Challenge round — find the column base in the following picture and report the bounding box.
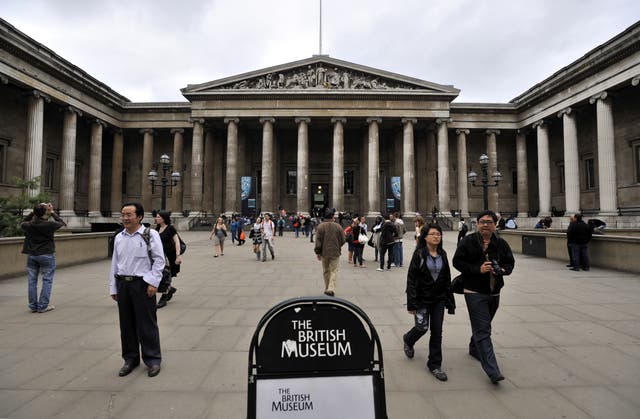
[598,211,619,217]
[537,211,551,217]
[460,211,470,218]
[517,212,529,218]
[439,211,452,217]
[59,210,76,217]
[365,211,382,218]
[88,211,102,218]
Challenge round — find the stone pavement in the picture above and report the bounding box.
[1,230,639,419]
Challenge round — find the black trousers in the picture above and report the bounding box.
[404,300,445,370]
[465,293,501,378]
[379,244,395,269]
[117,278,161,367]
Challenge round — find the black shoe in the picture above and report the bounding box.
[324,290,335,296]
[430,368,448,382]
[490,374,505,384]
[403,339,414,359]
[165,287,177,302]
[157,295,168,308]
[569,267,580,271]
[118,362,139,377]
[148,364,161,377]
[272,254,275,260]
[566,264,573,267]
[582,267,590,271]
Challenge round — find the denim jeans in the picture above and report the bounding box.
[465,293,501,378]
[404,301,445,370]
[393,241,403,266]
[27,254,56,311]
[571,244,590,269]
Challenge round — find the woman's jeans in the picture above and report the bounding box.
[353,244,364,266]
[27,254,56,311]
[465,293,501,378]
[404,300,445,371]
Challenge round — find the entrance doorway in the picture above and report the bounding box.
[311,183,329,217]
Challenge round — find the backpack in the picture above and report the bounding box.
[460,223,468,234]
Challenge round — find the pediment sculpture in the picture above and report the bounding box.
[219,63,418,91]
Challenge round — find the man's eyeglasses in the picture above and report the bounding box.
[121,213,137,219]
[427,233,442,237]
[478,220,495,225]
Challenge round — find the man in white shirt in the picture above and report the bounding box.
[261,213,276,261]
[109,202,164,378]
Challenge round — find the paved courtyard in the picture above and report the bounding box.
[1,230,639,418]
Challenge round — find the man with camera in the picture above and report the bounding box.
[453,210,515,384]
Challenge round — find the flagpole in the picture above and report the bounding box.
[319,0,323,55]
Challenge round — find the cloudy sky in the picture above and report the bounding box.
[2,0,639,103]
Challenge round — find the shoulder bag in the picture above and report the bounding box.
[143,227,172,293]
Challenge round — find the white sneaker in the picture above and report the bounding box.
[38,305,55,313]
[390,263,396,267]
[376,268,384,272]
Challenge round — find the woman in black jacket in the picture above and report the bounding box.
[403,224,454,381]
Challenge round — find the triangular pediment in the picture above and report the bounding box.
[182,56,459,96]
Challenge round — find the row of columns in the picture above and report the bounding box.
[22,87,621,219]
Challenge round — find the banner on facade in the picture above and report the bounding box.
[241,176,257,217]
[384,176,401,214]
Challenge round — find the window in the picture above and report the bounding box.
[0,137,9,184]
[512,171,517,195]
[585,158,595,190]
[344,170,354,195]
[287,170,297,195]
[44,155,55,189]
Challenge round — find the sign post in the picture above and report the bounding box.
[247,296,387,418]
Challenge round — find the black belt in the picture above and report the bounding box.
[116,275,143,282]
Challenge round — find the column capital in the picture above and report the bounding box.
[65,106,83,117]
[455,129,470,135]
[516,128,530,135]
[139,128,154,135]
[589,91,608,104]
[223,117,239,125]
[485,129,501,136]
[294,117,311,124]
[557,107,573,118]
[259,117,275,125]
[190,118,205,125]
[401,118,417,125]
[170,128,185,134]
[532,119,546,129]
[366,117,382,124]
[435,118,452,125]
[113,128,123,135]
[632,75,640,87]
[0,74,8,84]
[27,90,51,103]
[331,117,347,124]
[94,119,107,128]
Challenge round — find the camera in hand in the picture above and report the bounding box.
[490,259,503,274]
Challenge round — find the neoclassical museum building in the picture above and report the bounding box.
[1,18,639,229]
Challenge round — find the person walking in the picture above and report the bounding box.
[154,211,181,309]
[251,216,263,261]
[261,213,276,261]
[277,216,285,237]
[314,210,346,296]
[403,224,454,382]
[453,210,515,384]
[208,217,227,257]
[567,213,592,271]
[358,216,368,259]
[371,215,383,262]
[413,215,425,246]
[109,202,163,377]
[377,214,398,271]
[457,217,469,243]
[351,218,365,268]
[230,216,238,245]
[21,202,66,313]
[392,212,406,267]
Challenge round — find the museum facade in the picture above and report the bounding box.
[1,18,639,229]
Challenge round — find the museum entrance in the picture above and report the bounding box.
[311,183,329,217]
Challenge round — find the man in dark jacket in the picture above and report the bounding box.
[314,210,346,296]
[377,214,397,271]
[567,213,592,271]
[453,210,515,384]
[21,202,66,313]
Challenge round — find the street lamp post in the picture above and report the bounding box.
[468,154,502,211]
[148,154,180,211]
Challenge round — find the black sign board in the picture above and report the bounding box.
[247,297,387,419]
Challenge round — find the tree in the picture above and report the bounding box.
[0,177,50,238]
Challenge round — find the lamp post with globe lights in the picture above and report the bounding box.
[468,154,502,211]
[147,154,180,211]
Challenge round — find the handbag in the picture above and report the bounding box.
[178,235,187,255]
[358,233,369,244]
[450,274,464,294]
[142,227,172,293]
[367,234,375,248]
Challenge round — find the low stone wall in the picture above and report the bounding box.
[0,233,111,280]
[499,230,640,273]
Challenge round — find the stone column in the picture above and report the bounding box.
[171,129,184,214]
[558,108,580,215]
[140,129,154,215]
[295,117,311,216]
[456,129,470,217]
[60,106,81,216]
[589,92,618,215]
[224,118,239,216]
[88,119,106,217]
[516,130,529,218]
[190,119,204,217]
[24,91,49,198]
[436,119,451,217]
[366,117,382,217]
[214,130,225,214]
[486,130,500,210]
[331,117,346,212]
[533,120,551,216]
[203,129,215,213]
[401,118,417,216]
[110,129,124,216]
[260,117,275,214]
[426,127,437,213]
